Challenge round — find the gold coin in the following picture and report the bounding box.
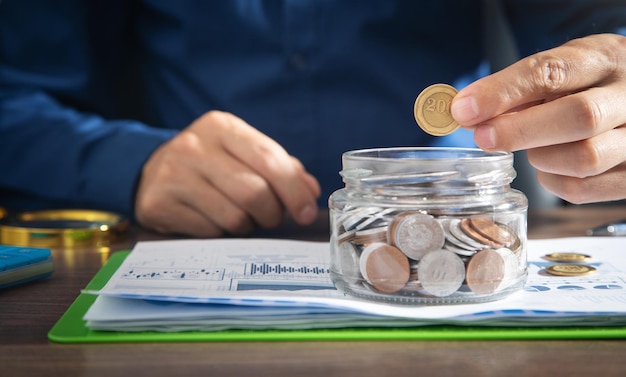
[543,252,592,263]
[545,264,597,277]
[414,84,459,136]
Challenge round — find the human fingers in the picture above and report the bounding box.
[290,156,322,199]
[205,111,321,225]
[196,136,288,230]
[468,83,626,151]
[452,34,626,128]
[526,126,626,179]
[135,140,255,237]
[536,162,626,204]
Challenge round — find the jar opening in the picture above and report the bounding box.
[340,147,516,189]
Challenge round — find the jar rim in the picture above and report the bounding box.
[342,147,511,162]
[340,147,516,187]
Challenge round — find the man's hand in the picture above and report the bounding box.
[452,33,626,204]
[134,111,321,237]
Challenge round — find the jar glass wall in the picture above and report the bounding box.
[328,147,528,304]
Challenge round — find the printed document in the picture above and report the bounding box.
[84,237,626,331]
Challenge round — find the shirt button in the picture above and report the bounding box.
[289,53,308,71]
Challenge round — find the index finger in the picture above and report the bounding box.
[451,34,622,126]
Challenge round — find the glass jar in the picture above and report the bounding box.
[328,147,528,304]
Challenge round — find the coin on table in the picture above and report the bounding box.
[545,264,597,277]
[418,249,466,297]
[466,249,506,295]
[413,83,459,136]
[543,252,592,263]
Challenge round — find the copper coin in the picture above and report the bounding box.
[418,249,466,297]
[459,218,501,248]
[447,218,485,250]
[466,249,506,295]
[359,242,410,294]
[467,218,519,249]
[353,226,388,245]
[337,229,356,244]
[388,213,445,260]
[414,84,459,136]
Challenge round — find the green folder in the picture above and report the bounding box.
[48,251,626,343]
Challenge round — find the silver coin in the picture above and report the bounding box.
[340,207,383,231]
[448,218,487,249]
[443,240,477,257]
[494,247,520,290]
[354,208,396,230]
[389,213,445,260]
[337,240,362,284]
[439,218,480,251]
[418,249,466,297]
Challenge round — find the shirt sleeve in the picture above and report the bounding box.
[0,0,177,218]
[0,89,176,217]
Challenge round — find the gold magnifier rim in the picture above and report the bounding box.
[0,209,129,248]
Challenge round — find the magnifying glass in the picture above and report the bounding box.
[0,209,128,248]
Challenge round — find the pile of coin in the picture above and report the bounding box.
[542,252,596,276]
[332,207,524,299]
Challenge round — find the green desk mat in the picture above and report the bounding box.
[48,251,626,343]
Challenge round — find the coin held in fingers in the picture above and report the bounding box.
[414,84,459,136]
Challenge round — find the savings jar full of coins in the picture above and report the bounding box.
[328,147,528,304]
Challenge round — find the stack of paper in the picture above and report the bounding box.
[83,237,626,332]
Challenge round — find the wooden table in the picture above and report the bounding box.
[2,205,626,376]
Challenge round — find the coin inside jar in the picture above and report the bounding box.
[359,242,410,294]
[388,213,445,260]
[466,249,506,295]
[460,218,519,249]
[495,247,520,289]
[418,249,466,297]
[413,84,459,136]
[337,241,362,284]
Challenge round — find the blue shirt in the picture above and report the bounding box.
[1,0,625,219]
